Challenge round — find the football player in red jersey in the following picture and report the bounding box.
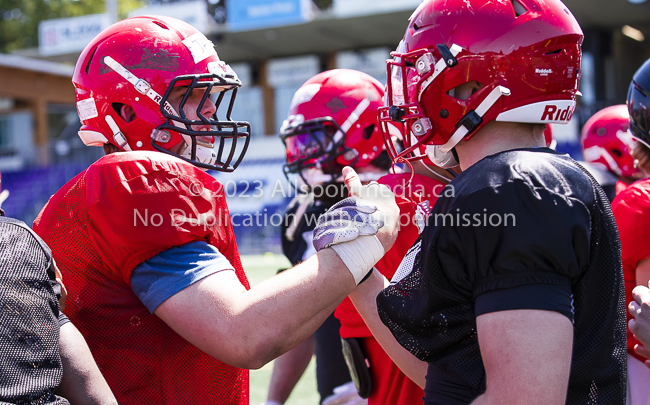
[614,58,650,404]
[266,69,390,405]
[32,16,399,405]
[333,152,453,405]
[580,105,643,200]
[312,0,627,403]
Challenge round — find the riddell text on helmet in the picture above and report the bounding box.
[541,104,575,122]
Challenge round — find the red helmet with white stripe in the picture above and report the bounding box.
[72,15,250,172]
[379,0,583,167]
[581,105,639,178]
[280,69,385,186]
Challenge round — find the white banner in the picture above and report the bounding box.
[336,48,391,83]
[267,55,319,88]
[38,14,111,56]
[229,63,252,87]
[129,1,209,33]
[333,0,422,17]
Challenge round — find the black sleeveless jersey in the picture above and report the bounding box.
[377,148,626,404]
[0,216,69,404]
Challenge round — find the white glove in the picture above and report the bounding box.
[322,381,368,405]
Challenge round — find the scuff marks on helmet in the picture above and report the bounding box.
[99,48,180,74]
[326,97,347,114]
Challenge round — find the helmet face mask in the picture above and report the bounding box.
[153,73,250,172]
[378,0,583,168]
[628,59,650,149]
[73,16,251,172]
[281,117,358,191]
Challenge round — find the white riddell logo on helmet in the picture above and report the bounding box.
[541,105,575,122]
[535,68,553,76]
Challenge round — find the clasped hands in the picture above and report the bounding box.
[312,167,399,284]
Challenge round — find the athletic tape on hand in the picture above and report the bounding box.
[331,235,384,285]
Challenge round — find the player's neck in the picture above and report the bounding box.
[455,122,545,171]
[408,160,454,183]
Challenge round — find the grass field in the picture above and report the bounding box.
[241,254,320,405]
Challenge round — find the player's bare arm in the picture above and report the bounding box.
[348,270,427,388]
[470,310,573,405]
[155,167,399,369]
[57,322,118,405]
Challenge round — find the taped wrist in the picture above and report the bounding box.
[331,235,384,284]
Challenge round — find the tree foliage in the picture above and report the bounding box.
[0,0,145,53]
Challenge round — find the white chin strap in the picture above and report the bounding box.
[426,86,511,168]
[179,142,218,170]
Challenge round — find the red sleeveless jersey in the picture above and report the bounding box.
[33,151,250,405]
[612,178,650,364]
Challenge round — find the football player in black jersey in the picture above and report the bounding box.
[312,0,627,404]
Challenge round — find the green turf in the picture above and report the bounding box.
[242,254,320,405]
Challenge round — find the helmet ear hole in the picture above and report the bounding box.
[85,47,97,75]
[363,124,375,140]
[112,103,137,123]
[511,0,527,17]
[447,81,483,101]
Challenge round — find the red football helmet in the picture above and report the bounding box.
[280,69,386,187]
[379,0,583,168]
[72,16,250,172]
[581,105,638,178]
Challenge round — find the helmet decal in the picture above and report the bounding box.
[182,33,217,64]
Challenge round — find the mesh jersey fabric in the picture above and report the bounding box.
[612,178,650,363]
[335,172,445,339]
[377,148,627,404]
[33,151,250,405]
[280,192,352,401]
[0,216,69,405]
[335,173,444,404]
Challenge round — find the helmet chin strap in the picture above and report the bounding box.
[426,86,511,168]
[179,141,218,170]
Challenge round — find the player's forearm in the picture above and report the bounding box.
[155,248,355,370]
[266,334,315,403]
[238,248,355,367]
[57,322,118,405]
[349,270,427,388]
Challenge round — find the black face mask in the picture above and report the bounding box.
[153,73,251,172]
